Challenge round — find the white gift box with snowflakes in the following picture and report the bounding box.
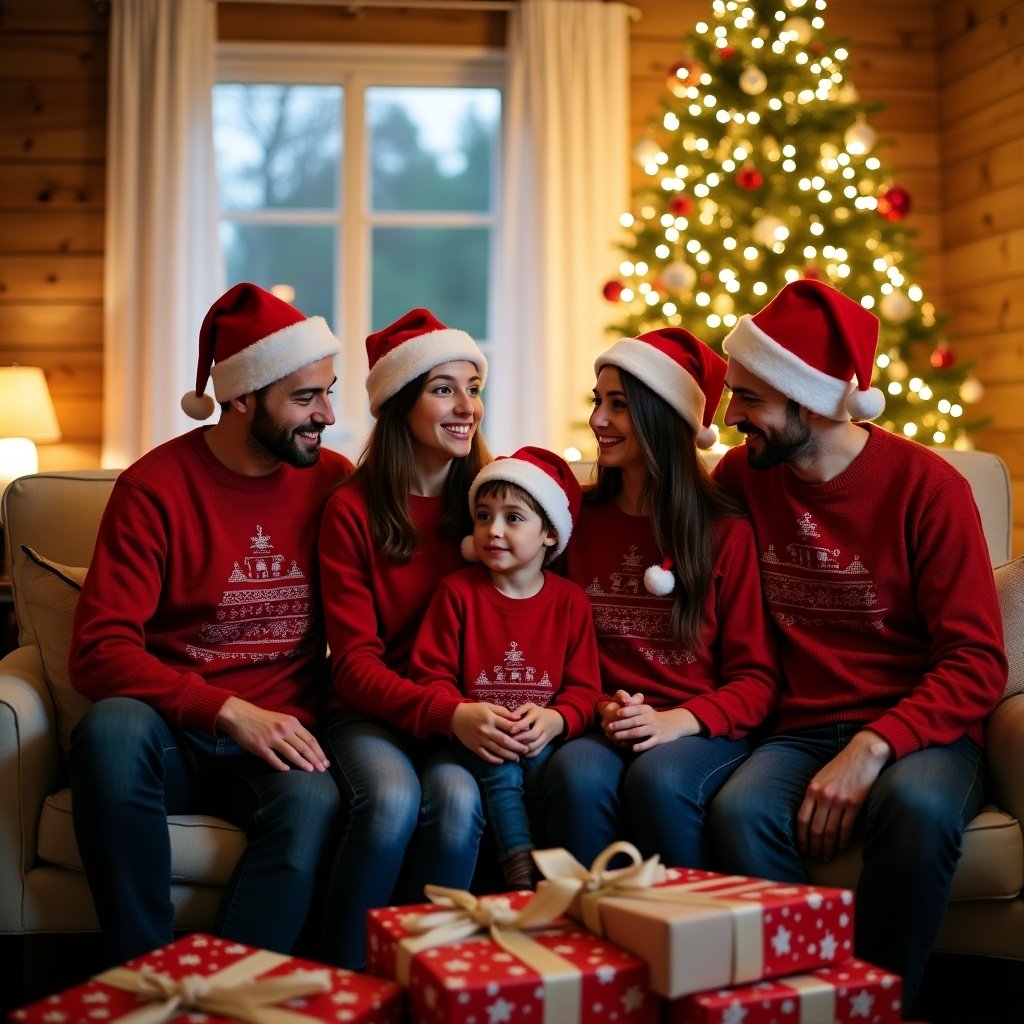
[366,889,658,1024]
[666,957,902,1024]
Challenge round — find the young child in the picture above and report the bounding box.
[409,446,601,888]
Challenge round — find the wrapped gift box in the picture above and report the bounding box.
[667,957,903,1024]
[541,862,855,999]
[367,890,658,1024]
[9,933,403,1024]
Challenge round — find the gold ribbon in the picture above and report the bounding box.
[396,885,582,1024]
[785,974,838,1024]
[95,949,332,1024]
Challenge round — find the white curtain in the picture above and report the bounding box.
[491,0,630,456]
[103,0,223,468]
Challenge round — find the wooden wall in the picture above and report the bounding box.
[0,0,1021,552]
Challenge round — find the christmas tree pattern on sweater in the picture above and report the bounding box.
[761,510,885,632]
[186,524,314,664]
[468,639,556,712]
[585,544,696,666]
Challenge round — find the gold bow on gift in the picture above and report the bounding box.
[398,884,582,1024]
[95,949,332,1024]
[532,840,666,933]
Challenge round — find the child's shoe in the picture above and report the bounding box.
[501,849,538,889]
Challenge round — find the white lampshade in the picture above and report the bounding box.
[0,366,61,507]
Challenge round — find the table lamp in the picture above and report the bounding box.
[0,365,62,503]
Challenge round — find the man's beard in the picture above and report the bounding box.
[248,398,322,468]
[738,406,813,470]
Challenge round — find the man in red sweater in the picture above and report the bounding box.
[707,279,1007,1015]
[68,283,353,965]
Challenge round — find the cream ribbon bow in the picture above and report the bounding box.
[532,840,667,933]
[398,884,583,1024]
[96,949,332,1024]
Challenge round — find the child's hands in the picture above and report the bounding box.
[452,701,528,764]
[602,692,702,752]
[510,703,564,757]
[599,690,644,743]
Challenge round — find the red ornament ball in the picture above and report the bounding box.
[929,343,956,370]
[666,59,700,97]
[700,270,715,289]
[737,165,764,190]
[602,279,625,303]
[718,46,736,61]
[809,41,826,56]
[876,185,912,222]
[802,265,821,281]
[668,194,695,216]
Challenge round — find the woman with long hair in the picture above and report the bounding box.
[317,308,528,969]
[542,326,779,868]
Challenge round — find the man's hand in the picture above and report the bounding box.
[602,689,701,752]
[509,703,564,757]
[216,696,330,772]
[797,729,893,861]
[452,701,529,764]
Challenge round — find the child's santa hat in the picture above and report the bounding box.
[462,446,582,561]
[595,326,726,450]
[365,307,488,416]
[723,279,884,421]
[182,282,341,420]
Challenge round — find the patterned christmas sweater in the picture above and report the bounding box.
[713,424,1007,758]
[560,500,780,739]
[70,427,353,734]
[408,565,601,739]
[319,479,470,738]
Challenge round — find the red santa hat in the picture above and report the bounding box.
[182,282,341,420]
[463,446,582,561]
[722,279,885,421]
[595,326,726,449]
[365,307,488,417]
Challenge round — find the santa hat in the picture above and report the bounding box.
[595,326,726,449]
[182,282,341,420]
[462,446,582,561]
[365,307,488,417]
[722,279,885,421]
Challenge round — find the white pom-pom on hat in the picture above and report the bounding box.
[644,557,676,596]
[460,534,479,562]
[181,391,217,421]
[846,385,886,421]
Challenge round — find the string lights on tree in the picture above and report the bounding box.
[603,0,986,447]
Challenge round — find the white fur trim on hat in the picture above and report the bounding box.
[723,315,858,421]
[597,339,707,438]
[209,316,340,404]
[366,328,488,417]
[468,458,573,559]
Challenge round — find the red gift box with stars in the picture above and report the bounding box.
[8,933,404,1024]
[666,957,903,1024]
[366,890,658,1024]
[550,866,855,1000]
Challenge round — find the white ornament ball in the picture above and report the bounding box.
[960,375,985,404]
[879,290,913,323]
[632,137,662,166]
[784,16,812,44]
[844,120,877,155]
[661,260,697,293]
[739,66,768,96]
[752,214,785,248]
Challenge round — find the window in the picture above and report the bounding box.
[214,44,503,453]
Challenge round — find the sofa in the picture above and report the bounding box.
[0,452,1021,962]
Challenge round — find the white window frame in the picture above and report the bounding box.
[217,42,505,456]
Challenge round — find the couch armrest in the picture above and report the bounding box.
[0,644,61,931]
[986,693,1024,830]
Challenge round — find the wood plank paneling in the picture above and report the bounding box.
[0,35,107,80]
[0,303,102,349]
[0,255,104,302]
[0,212,104,254]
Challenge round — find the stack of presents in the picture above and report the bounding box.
[9,843,903,1024]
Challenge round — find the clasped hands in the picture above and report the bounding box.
[600,689,701,752]
[453,701,564,765]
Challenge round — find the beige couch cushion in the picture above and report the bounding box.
[14,546,92,755]
[996,556,1024,698]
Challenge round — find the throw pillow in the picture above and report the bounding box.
[995,555,1024,699]
[14,545,91,755]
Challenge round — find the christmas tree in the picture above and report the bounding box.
[601,0,986,448]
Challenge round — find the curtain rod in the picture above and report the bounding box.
[216,0,642,22]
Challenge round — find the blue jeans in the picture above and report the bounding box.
[541,730,751,869]
[707,725,985,1009]
[457,741,554,860]
[69,697,341,966]
[319,713,484,969]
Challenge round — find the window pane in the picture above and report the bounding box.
[220,223,337,321]
[214,84,342,211]
[372,226,488,336]
[368,87,499,212]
